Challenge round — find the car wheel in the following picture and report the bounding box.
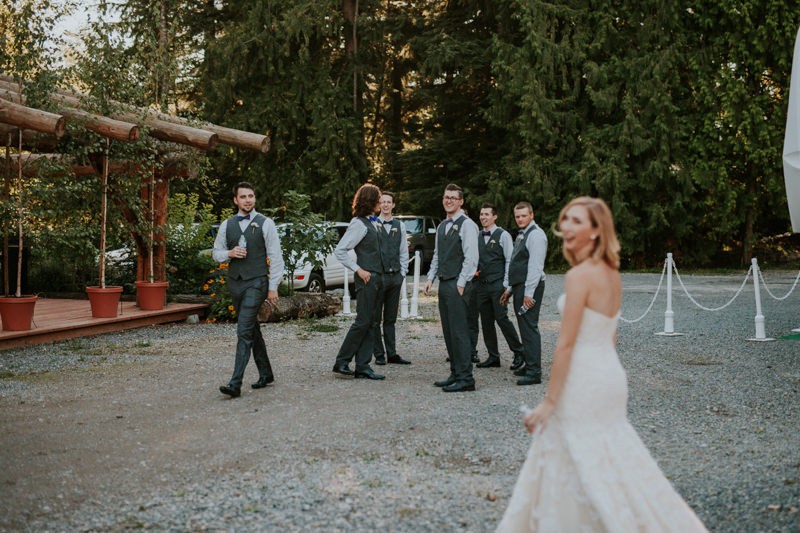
[306,272,325,293]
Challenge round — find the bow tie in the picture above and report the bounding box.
[381,220,393,224]
[236,214,251,221]
[368,215,378,222]
[481,230,491,236]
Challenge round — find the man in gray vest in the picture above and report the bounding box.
[213,182,285,398]
[500,201,547,386]
[474,203,526,370]
[372,191,411,365]
[332,183,386,380]
[424,183,480,392]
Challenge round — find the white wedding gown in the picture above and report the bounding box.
[497,295,707,532]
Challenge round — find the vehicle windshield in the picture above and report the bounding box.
[401,218,422,234]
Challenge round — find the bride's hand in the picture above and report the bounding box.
[524,397,556,434]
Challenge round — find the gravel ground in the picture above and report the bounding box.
[0,271,798,532]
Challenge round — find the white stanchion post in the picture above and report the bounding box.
[747,258,775,341]
[338,265,353,316]
[400,275,409,318]
[656,253,683,336]
[409,250,421,318]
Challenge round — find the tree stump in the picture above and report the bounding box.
[258,293,342,322]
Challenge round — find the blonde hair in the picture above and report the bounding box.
[557,197,620,269]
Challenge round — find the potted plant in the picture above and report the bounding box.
[135,167,168,310]
[0,130,38,330]
[85,138,123,317]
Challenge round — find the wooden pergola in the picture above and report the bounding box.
[0,74,268,284]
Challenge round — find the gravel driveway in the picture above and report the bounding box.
[0,272,798,532]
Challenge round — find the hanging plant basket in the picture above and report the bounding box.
[0,295,37,331]
[135,280,169,310]
[86,286,123,318]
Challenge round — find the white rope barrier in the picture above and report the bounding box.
[673,263,752,312]
[630,253,796,341]
[406,250,422,319]
[758,268,800,301]
[337,265,354,316]
[747,258,774,341]
[400,254,415,318]
[619,258,667,325]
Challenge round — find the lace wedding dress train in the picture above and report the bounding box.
[497,295,707,532]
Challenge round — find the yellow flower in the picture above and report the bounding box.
[219,279,225,284]
[203,284,209,291]
[228,305,234,311]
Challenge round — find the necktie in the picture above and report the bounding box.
[236,214,250,221]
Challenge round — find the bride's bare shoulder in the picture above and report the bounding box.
[566,260,620,286]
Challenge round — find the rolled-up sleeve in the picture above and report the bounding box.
[335,218,367,272]
[262,218,285,291]
[524,229,548,298]
[398,221,410,277]
[212,221,230,264]
[457,221,479,287]
[500,230,514,290]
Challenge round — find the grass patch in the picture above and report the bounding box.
[0,371,15,379]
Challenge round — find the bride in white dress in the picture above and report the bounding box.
[497,197,707,532]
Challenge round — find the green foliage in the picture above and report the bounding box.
[165,193,221,294]
[265,190,337,294]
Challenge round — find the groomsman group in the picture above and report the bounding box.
[214,180,547,397]
[424,185,547,392]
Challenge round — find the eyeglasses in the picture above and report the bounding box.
[442,195,461,201]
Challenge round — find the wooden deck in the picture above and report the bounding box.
[0,298,208,350]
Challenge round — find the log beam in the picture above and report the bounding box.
[0,76,267,153]
[0,99,65,137]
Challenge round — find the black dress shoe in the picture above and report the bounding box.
[471,353,480,363]
[476,358,501,368]
[251,376,274,389]
[219,384,241,397]
[374,355,387,365]
[332,363,354,376]
[387,355,411,365]
[510,353,525,370]
[434,376,457,387]
[354,367,385,380]
[517,375,542,386]
[513,366,527,376]
[442,380,476,392]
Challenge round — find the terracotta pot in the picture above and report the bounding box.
[135,281,169,310]
[86,286,123,318]
[0,295,37,331]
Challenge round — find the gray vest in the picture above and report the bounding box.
[437,214,467,281]
[508,223,536,287]
[226,214,269,281]
[354,217,384,272]
[478,227,506,283]
[378,219,402,273]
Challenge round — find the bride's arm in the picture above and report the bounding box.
[524,269,589,433]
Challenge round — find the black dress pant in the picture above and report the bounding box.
[228,276,273,388]
[512,279,545,379]
[438,278,474,383]
[372,272,403,357]
[335,272,383,371]
[478,278,524,359]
